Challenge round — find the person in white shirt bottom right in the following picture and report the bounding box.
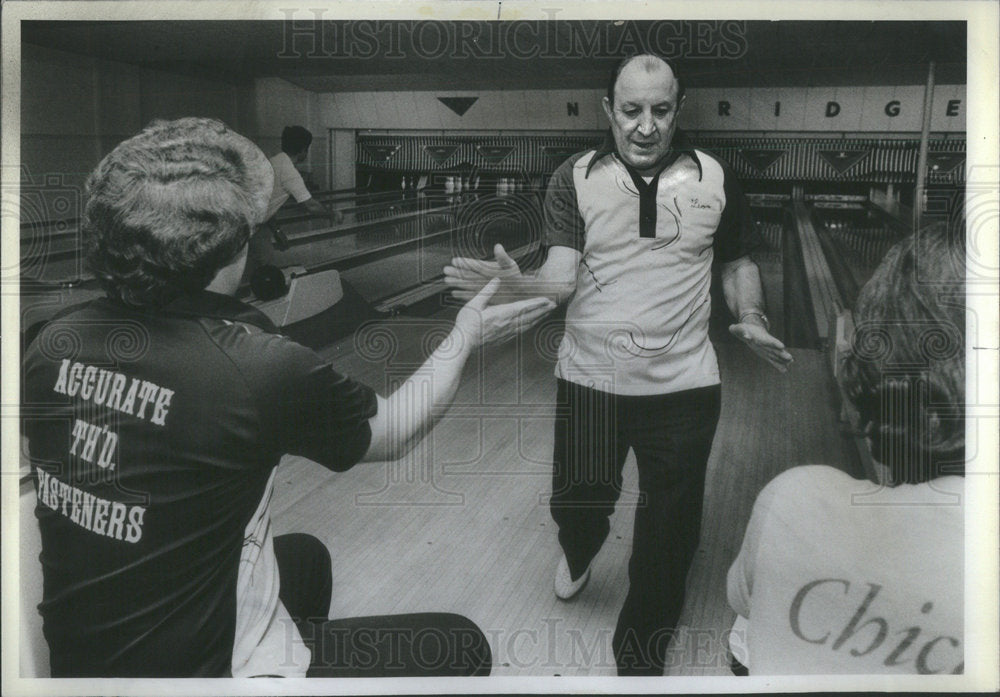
[727,223,966,675]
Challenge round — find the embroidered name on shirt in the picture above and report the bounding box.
[689,198,714,209]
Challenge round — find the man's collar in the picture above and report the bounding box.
[125,290,280,333]
[585,129,702,181]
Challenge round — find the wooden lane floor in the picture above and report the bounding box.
[668,339,863,676]
[270,309,861,676]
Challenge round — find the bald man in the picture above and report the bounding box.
[446,55,792,675]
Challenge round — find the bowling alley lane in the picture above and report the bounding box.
[269,306,862,676]
[14,17,978,680]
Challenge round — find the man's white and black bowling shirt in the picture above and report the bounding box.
[22,290,377,677]
[543,131,761,396]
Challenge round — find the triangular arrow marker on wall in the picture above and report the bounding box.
[817,149,870,174]
[739,149,786,172]
[476,145,515,165]
[438,97,478,116]
[424,145,459,166]
[542,145,581,162]
[361,144,400,163]
[926,152,965,173]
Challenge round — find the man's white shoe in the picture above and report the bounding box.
[554,555,591,601]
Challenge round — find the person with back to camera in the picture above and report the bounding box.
[252,125,343,264]
[21,117,556,677]
[263,125,339,223]
[726,224,966,675]
[445,54,793,675]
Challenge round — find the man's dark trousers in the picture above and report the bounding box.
[274,534,492,676]
[549,378,722,676]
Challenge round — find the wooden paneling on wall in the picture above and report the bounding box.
[21,43,256,194]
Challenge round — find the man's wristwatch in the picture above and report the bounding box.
[739,311,770,331]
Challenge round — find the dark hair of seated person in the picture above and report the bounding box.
[84,117,272,308]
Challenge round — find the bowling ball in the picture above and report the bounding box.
[250,265,288,301]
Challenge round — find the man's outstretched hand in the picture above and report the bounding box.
[454,277,555,348]
[444,243,524,302]
[729,322,794,373]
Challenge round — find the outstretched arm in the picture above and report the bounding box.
[360,278,555,462]
[721,256,794,373]
[444,243,580,306]
[302,197,342,224]
[446,154,583,305]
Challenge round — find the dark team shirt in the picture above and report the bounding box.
[21,290,377,676]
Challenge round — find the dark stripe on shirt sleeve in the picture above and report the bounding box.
[713,156,762,264]
[543,154,586,252]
